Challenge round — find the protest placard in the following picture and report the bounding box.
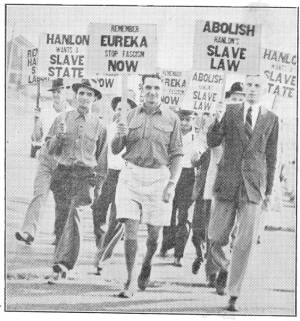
[193,20,261,74]
[22,48,49,84]
[181,70,224,113]
[87,23,157,76]
[93,75,120,94]
[161,70,189,111]
[261,48,296,99]
[37,33,89,79]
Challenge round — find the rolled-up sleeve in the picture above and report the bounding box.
[45,115,61,154]
[168,116,183,160]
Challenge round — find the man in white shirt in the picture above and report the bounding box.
[159,109,203,267]
[207,75,279,311]
[92,96,137,274]
[15,79,72,245]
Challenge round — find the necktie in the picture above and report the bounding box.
[245,106,252,140]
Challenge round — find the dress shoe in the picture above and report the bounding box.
[215,270,228,295]
[172,258,182,267]
[226,296,239,312]
[48,263,68,284]
[137,264,151,290]
[192,256,203,274]
[95,266,103,276]
[211,243,230,270]
[15,231,34,245]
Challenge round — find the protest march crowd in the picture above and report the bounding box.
[11,17,295,313]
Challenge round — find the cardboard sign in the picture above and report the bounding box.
[193,20,261,74]
[91,74,142,97]
[22,48,49,84]
[87,23,157,76]
[261,48,297,99]
[181,71,224,113]
[93,75,120,94]
[37,33,89,79]
[161,70,189,110]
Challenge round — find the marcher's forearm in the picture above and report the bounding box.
[169,155,183,184]
[111,135,126,154]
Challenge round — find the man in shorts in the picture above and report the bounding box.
[111,73,183,297]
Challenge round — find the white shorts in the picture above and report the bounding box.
[115,162,173,226]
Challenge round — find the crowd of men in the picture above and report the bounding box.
[15,73,279,312]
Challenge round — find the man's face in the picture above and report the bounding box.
[52,88,65,112]
[179,114,193,133]
[76,86,95,113]
[230,92,245,103]
[142,77,161,108]
[113,101,132,121]
[244,76,263,104]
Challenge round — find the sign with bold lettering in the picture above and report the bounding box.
[93,75,119,94]
[193,20,261,73]
[261,48,297,99]
[22,48,49,84]
[87,23,157,76]
[181,71,224,113]
[37,33,89,79]
[161,70,189,110]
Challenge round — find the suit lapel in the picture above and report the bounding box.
[250,106,269,146]
[233,103,248,148]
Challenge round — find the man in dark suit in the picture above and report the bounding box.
[207,74,279,311]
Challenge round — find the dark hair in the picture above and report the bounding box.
[141,73,161,84]
[111,97,137,111]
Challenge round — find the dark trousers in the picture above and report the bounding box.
[50,164,94,270]
[161,168,195,258]
[92,169,120,248]
[192,199,218,278]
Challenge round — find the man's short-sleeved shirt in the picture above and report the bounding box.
[47,109,107,174]
[121,105,183,168]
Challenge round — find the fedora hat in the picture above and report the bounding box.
[111,96,137,111]
[48,78,64,92]
[176,108,195,116]
[72,79,102,100]
[225,82,244,99]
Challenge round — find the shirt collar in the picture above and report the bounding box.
[139,104,163,115]
[244,101,260,112]
[75,109,91,121]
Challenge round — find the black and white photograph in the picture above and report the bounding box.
[4,1,297,316]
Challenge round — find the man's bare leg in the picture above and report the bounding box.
[119,219,139,297]
[138,224,161,290]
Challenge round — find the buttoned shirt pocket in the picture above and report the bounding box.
[152,123,173,146]
[128,118,144,142]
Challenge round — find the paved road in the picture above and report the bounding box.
[5,95,296,315]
